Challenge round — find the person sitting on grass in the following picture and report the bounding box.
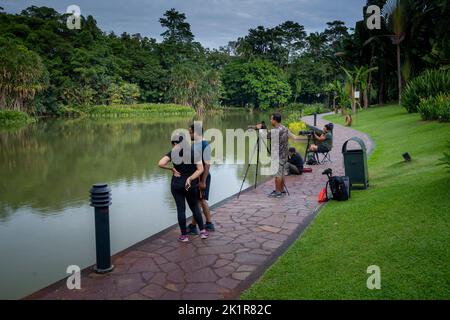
[287,147,303,175]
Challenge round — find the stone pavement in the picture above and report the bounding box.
[26,113,373,300]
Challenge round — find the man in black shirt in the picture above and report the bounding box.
[287,147,303,175]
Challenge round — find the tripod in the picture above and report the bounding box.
[237,130,290,198]
[304,133,318,163]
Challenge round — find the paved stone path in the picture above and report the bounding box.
[26,113,373,300]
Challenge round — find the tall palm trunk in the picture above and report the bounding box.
[396,43,402,104]
[351,85,356,114]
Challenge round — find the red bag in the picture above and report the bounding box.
[318,187,328,203]
[303,167,312,173]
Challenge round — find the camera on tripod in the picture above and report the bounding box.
[248,121,267,130]
[322,168,333,178]
[299,129,315,136]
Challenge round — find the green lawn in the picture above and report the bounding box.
[242,105,450,299]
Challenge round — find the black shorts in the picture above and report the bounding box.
[318,145,330,153]
[199,174,211,201]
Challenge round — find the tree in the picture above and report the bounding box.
[0,37,48,111]
[221,59,291,109]
[159,8,194,43]
[383,0,407,104]
[166,63,221,113]
[342,65,377,113]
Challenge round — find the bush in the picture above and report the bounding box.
[288,121,308,133]
[86,103,195,117]
[402,69,450,113]
[417,93,450,122]
[0,110,34,127]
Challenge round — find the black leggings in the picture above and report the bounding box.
[171,178,204,235]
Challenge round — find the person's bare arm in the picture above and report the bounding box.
[288,130,306,141]
[314,132,326,142]
[200,161,210,189]
[158,155,181,177]
[186,162,204,190]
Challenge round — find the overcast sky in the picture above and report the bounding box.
[2,0,366,49]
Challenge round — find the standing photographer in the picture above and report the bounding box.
[257,113,303,198]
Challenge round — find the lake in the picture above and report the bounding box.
[0,111,305,299]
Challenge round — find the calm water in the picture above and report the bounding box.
[0,112,305,299]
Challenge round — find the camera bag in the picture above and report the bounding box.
[326,176,351,201]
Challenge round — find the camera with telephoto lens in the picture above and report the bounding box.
[322,168,333,179]
[299,129,314,136]
[248,121,267,130]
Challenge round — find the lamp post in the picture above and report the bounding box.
[90,183,114,274]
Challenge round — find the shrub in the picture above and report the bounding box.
[402,69,450,113]
[417,93,450,122]
[0,110,34,127]
[288,121,308,133]
[86,103,195,117]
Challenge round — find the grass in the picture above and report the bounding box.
[242,105,450,299]
[0,110,35,129]
[81,103,195,117]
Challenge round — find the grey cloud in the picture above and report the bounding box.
[2,0,366,48]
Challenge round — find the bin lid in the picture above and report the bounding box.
[342,137,366,153]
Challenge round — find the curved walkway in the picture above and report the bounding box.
[26,113,373,300]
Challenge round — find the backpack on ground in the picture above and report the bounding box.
[326,176,351,201]
[306,153,317,165]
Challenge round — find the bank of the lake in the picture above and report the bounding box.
[0,110,35,129]
[242,105,450,299]
[0,109,277,299]
[0,104,198,130]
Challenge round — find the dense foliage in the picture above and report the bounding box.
[417,93,450,122]
[402,69,450,113]
[0,1,448,116]
[0,110,34,127]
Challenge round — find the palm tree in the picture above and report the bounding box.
[383,0,406,105]
[0,39,48,112]
[342,66,378,113]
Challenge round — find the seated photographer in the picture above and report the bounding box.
[308,123,333,154]
[287,147,304,175]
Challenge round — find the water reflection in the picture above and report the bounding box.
[2,111,299,298]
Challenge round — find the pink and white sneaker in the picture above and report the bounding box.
[200,230,209,239]
[178,235,189,242]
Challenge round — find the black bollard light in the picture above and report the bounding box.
[90,183,114,274]
[314,113,317,126]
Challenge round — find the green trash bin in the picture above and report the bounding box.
[342,137,369,189]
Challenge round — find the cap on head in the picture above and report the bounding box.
[171,134,183,144]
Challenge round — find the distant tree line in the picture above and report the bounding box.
[0,1,448,115]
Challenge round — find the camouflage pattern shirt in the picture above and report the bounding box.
[270,124,289,163]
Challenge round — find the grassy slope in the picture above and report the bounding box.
[242,105,450,299]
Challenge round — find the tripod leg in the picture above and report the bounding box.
[255,135,260,189]
[237,139,258,198]
[281,164,290,196]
